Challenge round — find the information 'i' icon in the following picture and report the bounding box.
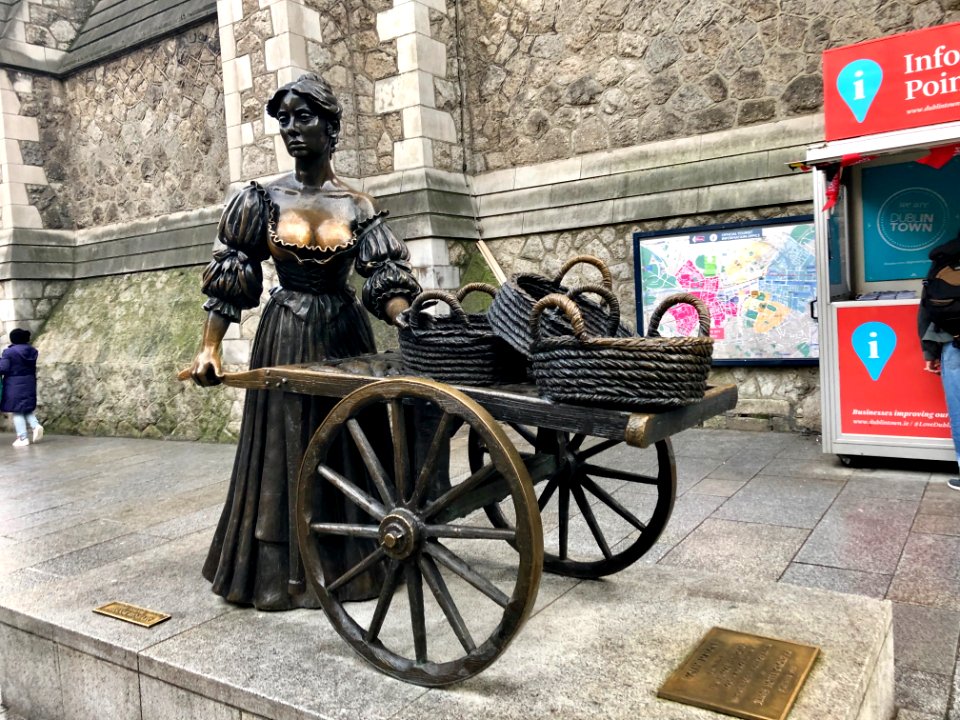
[851,322,896,381]
[837,59,883,123]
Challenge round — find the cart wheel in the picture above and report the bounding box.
[469,425,676,579]
[297,378,543,687]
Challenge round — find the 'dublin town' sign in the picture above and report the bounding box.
[657,627,820,720]
[824,22,960,141]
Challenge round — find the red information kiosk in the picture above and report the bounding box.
[806,22,960,463]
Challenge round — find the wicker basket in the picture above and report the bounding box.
[529,292,715,408]
[398,289,501,386]
[487,255,634,357]
[456,283,529,382]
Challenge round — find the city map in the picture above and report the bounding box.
[635,220,819,362]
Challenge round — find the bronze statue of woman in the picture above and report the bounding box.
[190,74,420,610]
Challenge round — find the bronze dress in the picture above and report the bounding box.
[200,182,420,610]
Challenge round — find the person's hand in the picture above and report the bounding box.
[190,346,224,386]
[925,359,941,375]
[393,309,410,330]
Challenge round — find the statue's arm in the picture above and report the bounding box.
[189,184,271,386]
[190,311,230,386]
[354,208,421,324]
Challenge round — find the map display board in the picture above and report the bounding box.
[633,217,818,364]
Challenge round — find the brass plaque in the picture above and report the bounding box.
[657,627,820,720]
[93,602,171,628]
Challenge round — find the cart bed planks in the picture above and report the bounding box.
[216,351,738,448]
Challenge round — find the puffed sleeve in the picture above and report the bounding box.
[355,211,421,320]
[201,183,273,322]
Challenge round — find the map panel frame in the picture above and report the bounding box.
[633,216,819,366]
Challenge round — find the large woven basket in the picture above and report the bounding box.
[487,255,634,357]
[529,292,715,408]
[398,289,501,386]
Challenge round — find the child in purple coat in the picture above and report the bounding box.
[0,328,43,447]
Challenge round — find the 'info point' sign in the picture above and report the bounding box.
[824,22,960,141]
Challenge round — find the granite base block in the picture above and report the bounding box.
[0,562,894,720]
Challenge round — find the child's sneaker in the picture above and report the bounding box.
[32,425,43,444]
[12,437,29,448]
[948,478,960,491]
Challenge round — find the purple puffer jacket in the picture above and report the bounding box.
[0,342,38,413]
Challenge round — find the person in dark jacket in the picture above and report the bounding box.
[0,328,43,447]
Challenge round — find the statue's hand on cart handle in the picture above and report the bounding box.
[189,346,225,386]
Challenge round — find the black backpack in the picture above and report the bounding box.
[922,236,960,337]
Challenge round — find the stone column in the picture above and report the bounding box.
[374,0,460,291]
[0,69,66,338]
[0,71,46,230]
[217,0,320,184]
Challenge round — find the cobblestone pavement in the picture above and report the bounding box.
[0,429,957,719]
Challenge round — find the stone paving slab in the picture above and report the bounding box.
[795,494,919,575]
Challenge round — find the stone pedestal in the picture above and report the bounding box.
[0,529,893,720]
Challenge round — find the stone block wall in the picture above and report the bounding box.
[26,23,227,230]
[457,0,960,173]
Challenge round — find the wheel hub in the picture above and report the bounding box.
[378,508,421,560]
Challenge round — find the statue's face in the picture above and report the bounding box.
[275,93,332,158]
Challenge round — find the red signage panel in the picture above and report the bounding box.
[824,22,960,141]
[836,303,950,438]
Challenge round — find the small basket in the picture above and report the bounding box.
[456,283,529,382]
[398,289,501,386]
[529,292,715,408]
[487,255,633,357]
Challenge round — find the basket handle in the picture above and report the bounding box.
[553,255,614,291]
[455,282,498,304]
[646,293,711,338]
[566,284,621,336]
[530,293,590,342]
[408,289,470,331]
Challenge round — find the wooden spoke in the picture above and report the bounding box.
[579,475,647,532]
[419,555,476,653]
[421,466,493,521]
[297,378,543,685]
[537,473,561,511]
[318,465,386,520]
[409,411,455,509]
[575,437,621,461]
[388,399,411,502]
[328,546,387,592]
[580,463,660,485]
[567,433,587,453]
[310,522,381,538]
[406,562,428,663]
[507,422,538,447]
[424,524,516,542]
[558,480,570,560]
[365,560,402,643]
[425,540,511,607]
[346,419,395,506]
[570,481,612,560]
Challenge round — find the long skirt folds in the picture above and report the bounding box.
[203,288,388,610]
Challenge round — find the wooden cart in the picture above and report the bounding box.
[215,352,737,687]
